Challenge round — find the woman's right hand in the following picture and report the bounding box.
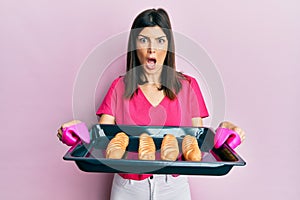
[57,120,90,146]
[57,120,81,140]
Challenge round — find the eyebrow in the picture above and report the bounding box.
[138,34,167,39]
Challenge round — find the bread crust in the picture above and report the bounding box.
[138,133,156,160]
[161,134,179,161]
[106,132,129,159]
[182,135,202,161]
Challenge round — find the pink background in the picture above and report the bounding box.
[1,0,299,199]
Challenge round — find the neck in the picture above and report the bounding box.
[140,73,161,88]
[143,69,162,84]
[146,75,160,84]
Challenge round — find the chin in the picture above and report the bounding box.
[143,65,163,74]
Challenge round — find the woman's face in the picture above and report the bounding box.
[136,26,168,76]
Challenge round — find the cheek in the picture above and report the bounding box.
[136,49,147,63]
[157,51,168,64]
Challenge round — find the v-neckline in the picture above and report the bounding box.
[138,86,166,108]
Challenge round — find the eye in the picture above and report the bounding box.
[139,37,148,44]
[158,38,166,44]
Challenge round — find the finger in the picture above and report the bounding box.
[57,128,63,140]
[239,130,246,142]
[219,121,246,142]
[233,126,243,135]
[61,120,82,128]
[241,135,246,142]
[232,127,246,141]
[239,131,246,142]
[219,121,235,129]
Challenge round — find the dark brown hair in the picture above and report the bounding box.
[124,8,184,99]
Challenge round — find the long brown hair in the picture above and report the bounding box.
[124,8,184,100]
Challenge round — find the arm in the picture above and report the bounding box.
[97,78,122,125]
[98,114,116,124]
[188,77,246,144]
[192,117,203,127]
[188,76,209,126]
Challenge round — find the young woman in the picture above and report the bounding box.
[97,8,245,200]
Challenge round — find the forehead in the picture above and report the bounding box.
[139,26,166,37]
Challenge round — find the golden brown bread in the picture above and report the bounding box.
[182,135,202,161]
[138,133,156,160]
[161,134,179,161]
[106,132,129,159]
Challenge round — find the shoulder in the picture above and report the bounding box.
[110,76,125,88]
[105,76,126,96]
[180,73,198,86]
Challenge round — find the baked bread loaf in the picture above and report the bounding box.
[138,133,156,160]
[182,135,202,161]
[106,132,129,159]
[161,134,179,161]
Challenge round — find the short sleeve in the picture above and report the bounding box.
[189,77,209,118]
[96,78,120,117]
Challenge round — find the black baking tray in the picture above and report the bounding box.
[63,124,246,176]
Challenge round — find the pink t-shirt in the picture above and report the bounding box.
[97,74,208,126]
[96,74,209,180]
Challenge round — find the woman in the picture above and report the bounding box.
[97,8,245,200]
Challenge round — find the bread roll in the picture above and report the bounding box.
[161,134,179,161]
[106,132,129,159]
[182,135,201,161]
[138,133,156,160]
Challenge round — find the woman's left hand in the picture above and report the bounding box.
[218,121,246,142]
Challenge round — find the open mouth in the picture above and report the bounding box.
[146,58,157,69]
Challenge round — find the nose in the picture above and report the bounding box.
[147,41,156,53]
[148,48,156,54]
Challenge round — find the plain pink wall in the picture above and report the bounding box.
[1,0,299,199]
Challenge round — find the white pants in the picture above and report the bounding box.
[110,174,191,200]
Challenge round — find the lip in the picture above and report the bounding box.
[147,58,157,63]
[145,57,157,70]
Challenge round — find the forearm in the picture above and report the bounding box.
[98,114,116,124]
[191,117,203,127]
